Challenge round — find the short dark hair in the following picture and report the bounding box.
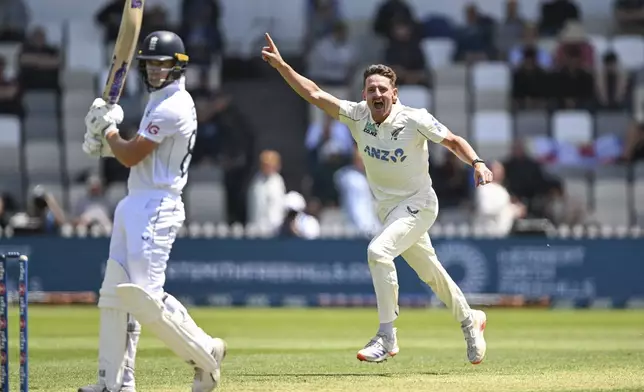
[363,64,397,87]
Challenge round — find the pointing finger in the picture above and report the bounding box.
[265,33,276,49]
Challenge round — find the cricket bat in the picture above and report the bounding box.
[103,0,146,105]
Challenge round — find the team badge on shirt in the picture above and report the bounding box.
[362,122,378,137]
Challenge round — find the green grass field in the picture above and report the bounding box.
[7,306,644,391]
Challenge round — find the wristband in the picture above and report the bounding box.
[472,158,485,167]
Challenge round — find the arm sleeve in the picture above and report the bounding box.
[415,109,448,143]
[137,107,180,144]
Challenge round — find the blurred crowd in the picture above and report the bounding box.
[0,0,643,238]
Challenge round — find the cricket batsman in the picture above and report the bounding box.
[262,33,491,364]
[78,31,226,392]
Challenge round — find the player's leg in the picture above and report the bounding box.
[357,203,434,363]
[79,200,140,392]
[119,197,225,391]
[401,233,487,364]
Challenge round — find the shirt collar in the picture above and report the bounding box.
[150,76,185,99]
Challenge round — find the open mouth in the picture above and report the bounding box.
[373,100,384,110]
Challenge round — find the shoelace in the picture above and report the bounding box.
[364,334,389,353]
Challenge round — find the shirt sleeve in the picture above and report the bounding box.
[137,106,180,143]
[338,100,364,126]
[415,109,448,143]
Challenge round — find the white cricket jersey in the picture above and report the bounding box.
[338,100,448,207]
[128,77,197,196]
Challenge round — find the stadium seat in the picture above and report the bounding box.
[552,111,593,144]
[515,111,549,138]
[23,92,58,117]
[595,111,630,138]
[0,43,21,77]
[24,116,59,140]
[472,111,512,160]
[62,70,96,91]
[545,165,591,211]
[63,116,85,141]
[471,62,509,111]
[397,85,432,110]
[611,35,644,71]
[0,115,21,175]
[471,62,510,92]
[64,91,95,114]
[188,164,224,183]
[434,64,467,87]
[25,140,62,180]
[421,38,455,69]
[64,142,100,181]
[592,165,629,226]
[105,183,127,211]
[186,183,227,223]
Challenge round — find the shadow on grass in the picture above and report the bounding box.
[238,371,448,378]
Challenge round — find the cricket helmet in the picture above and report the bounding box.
[136,30,189,90]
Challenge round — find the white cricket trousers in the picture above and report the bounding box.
[109,190,184,296]
[368,191,471,324]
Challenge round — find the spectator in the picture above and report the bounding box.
[0,194,11,229]
[306,0,341,47]
[247,150,286,232]
[620,120,644,162]
[180,2,223,71]
[18,26,61,91]
[508,23,553,69]
[503,140,548,212]
[72,174,112,230]
[595,51,629,110]
[0,55,22,116]
[306,21,356,86]
[96,0,126,44]
[454,3,496,64]
[334,146,380,234]
[373,0,416,40]
[0,0,29,42]
[538,0,581,37]
[9,185,66,235]
[306,113,353,205]
[278,191,321,239]
[192,88,234,165]
[474,161,526,236]
[554,21,595,70]
[512,47,552,110]
[384,20,430,86]
[613,0,644,35]
[496,0,526,58]
[552,45,594,110]
[140,5,172,42]
[207,94,256,224]
[431,153,471,209]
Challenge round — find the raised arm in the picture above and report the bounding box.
[261,33,341,120]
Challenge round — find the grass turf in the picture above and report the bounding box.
[7,306,644,391]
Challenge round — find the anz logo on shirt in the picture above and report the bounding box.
[363,145,407,163]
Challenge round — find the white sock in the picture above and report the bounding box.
[378,322,394,337]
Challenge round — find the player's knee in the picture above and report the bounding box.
[367,242,391,264]
[98,259,130,309]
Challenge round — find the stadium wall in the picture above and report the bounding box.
[0,238,642,308]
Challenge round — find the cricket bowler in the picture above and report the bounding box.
[78,31,226,392]
[262,32,491,365]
